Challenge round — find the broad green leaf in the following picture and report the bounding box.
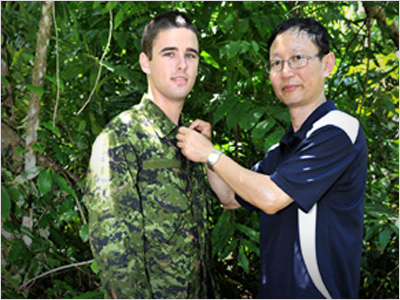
[1,74,9,86]
[378,227,391,251]
[251,119,276,139]
[241,239,260,256]
[226,102,251,130]
[220,41,241,60]
[27,85,44,99]
[237,64,250,78]
[60,210,79,222]
[77,120,87,131]
[90,260,99,274]
[8,187,25,207]
[239,108,265,131]
[37,170,52,196]
[28,258,41,279]
[201,50,220,69]
[219,239,238,260]
[42,121,61,138]
[213,95,238,126]
[79,224,90,243]
[238,244,250,273]
[45,74,65,92]
[251,40,260,53]
[264,128,285,151]
[7,239,27,263]
[53,173,77,198]
[113,9,125,30]
[236,224,260,243]
[1,184,11,220]
[113,32,129,49]
[211,210,235,255]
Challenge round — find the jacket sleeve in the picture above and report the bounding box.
[85,129,152,298]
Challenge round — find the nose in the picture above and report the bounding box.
[280,61,294,77]
[177,54,188,70]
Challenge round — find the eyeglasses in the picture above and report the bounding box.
[265,53,321,74]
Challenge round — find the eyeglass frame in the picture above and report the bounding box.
[265,52,324,74]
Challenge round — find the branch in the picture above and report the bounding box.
[364,3,399,49]
[359,18,371,120]
[1,121,80,183]
[76,1,113,115]
[52,2,60,127]
[18,259,94,292]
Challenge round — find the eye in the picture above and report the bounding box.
[163,52,174,57]
[185,53,197,59]
[271,60,282,67]
[293,54,305,61]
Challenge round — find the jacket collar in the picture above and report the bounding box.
[140,94,184,139]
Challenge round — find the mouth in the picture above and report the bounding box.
[171,75,188,84]
[282,84,299,92]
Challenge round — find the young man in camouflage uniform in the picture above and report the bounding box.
[86,11,216,299]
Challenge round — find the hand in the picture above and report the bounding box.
[176,125,215,163]
[188,119,212,141]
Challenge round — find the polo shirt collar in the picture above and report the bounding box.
[281,100,337,145]
[140,94,182,139]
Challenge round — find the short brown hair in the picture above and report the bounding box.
[141,11,198,60]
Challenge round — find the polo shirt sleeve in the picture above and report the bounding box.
[270,124,360,213]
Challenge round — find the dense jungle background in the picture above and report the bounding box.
[1,1,399,298]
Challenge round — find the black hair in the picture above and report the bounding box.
[267,17,330,59]
[141,11,198,60]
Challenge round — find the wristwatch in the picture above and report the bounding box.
[207,149,222,171]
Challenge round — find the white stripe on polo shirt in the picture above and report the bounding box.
[306,110,359,144]
[299,110,360,299]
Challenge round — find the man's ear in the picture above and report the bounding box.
[323,52,336,78]
[139,52,151,74]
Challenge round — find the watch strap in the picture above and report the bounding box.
[207,149,222,171]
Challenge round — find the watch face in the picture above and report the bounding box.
[209,152,218,163]
[207,150,222,171]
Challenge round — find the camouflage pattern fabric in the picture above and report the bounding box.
[85,94,217,299]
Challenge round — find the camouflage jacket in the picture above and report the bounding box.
[86,94,217,299]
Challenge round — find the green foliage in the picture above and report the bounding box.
[1,1,398,298]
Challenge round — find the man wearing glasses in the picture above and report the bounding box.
[176,18,367,298]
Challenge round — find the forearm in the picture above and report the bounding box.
[205,165,240,209]
[176,125,292,214]
[211,153,293,215]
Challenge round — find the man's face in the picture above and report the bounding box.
[269,30,329,109]
[144,27,199,103]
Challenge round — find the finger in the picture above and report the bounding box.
[189,119,209,131]
[189,119,202,130]
[178,126,191,135]
[176,140,184,149]
[190,120,211,139]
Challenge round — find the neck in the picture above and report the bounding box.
[289,98,326,132]
[147,87,184,126]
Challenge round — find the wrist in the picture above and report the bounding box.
[206,149,223,171]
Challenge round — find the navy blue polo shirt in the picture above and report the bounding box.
[236,100,367,299]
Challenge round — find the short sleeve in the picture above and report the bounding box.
[271,125,359,212]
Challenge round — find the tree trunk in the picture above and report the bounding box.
[25,1,54,171]
[23,1,54,247]
[1,25,15,125]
